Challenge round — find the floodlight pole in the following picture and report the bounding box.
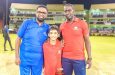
[5,0,8,25]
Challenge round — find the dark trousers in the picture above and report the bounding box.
[62,58,86,75]
[4,37,13,51]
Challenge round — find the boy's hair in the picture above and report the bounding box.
[49,25,60,34]
[36,5,48,11]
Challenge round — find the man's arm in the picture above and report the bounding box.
[84,35,92,69]
[15,36,21,65]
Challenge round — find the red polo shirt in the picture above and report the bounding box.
[60,17,89,60]
[43,40,62,75]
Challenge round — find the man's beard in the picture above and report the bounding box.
[36,17,45,22]
[66,15,73,21]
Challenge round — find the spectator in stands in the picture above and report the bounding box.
[60,4,92,75]
[15,5,49,75]
[2,25,14,51]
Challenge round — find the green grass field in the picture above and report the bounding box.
[0,34,115,75]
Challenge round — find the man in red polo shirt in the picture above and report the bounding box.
[60,4,92,75]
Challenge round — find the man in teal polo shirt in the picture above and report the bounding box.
[15,5,49,75]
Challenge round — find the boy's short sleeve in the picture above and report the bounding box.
[17,20,28,38]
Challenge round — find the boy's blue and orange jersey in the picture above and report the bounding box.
[17,18,49,65]
[60,17,89,60]
[43,40,62,75]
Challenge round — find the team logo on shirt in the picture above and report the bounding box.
[58,50,61,54]
[43,32,47,36]
[74,26,78,30]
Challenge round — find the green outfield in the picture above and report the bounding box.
[0,34,115,75]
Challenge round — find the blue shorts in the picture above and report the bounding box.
[62,58,86,75]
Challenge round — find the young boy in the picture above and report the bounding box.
[43,25,63,75]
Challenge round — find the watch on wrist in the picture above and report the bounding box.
[87,57,92,60]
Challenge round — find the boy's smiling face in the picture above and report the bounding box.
[48,30,59,41]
